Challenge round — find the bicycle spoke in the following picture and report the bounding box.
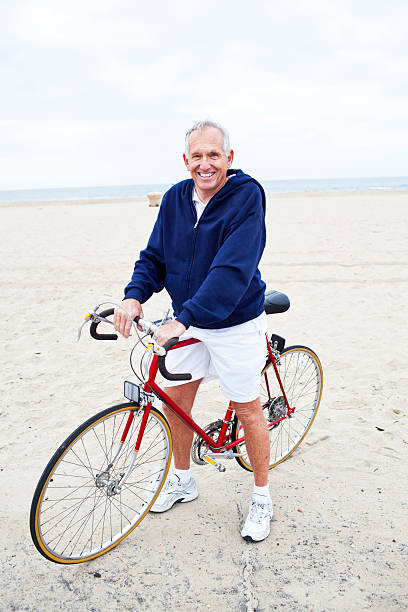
[59,456,99,474]
[44,487,106,546]
[40,477,96,517]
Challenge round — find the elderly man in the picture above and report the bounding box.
[114,120,273,541]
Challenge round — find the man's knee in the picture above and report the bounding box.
[231,398,263,427]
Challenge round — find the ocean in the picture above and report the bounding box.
[0,176,407,204]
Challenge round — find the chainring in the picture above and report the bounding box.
[191,420,224,465]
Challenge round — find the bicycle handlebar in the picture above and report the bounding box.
[158,338,192,382]
[90,308,118,340]
[88,308,192,381]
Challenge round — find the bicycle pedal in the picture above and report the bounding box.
[202,455,226,472]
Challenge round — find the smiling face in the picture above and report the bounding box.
[183,127,234,203]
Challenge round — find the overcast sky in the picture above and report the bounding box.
[1,0,407,189]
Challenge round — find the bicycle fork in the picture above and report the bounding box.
[95,401,152,496]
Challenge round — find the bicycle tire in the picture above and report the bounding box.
[30,403,172,564]
[232,345,323,472]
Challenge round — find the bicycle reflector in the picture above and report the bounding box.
[270,334,285,353]
[124,381,141,403]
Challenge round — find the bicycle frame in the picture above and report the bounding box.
[126,334,294,457]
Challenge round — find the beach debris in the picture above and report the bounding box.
[93,572,101,578]
[147,192,162,207]
[375,426,385,431]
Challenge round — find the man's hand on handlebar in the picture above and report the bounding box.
[92,303,190,380]
[155,320,186,347]
[113,299,185,348]
[114,298,144,338]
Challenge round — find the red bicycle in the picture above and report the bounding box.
[30,290,323,564]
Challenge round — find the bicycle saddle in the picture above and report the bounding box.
[264,290,290,314]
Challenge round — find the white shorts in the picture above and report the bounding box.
[164,313,267,403]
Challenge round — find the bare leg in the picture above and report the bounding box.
[231,397,270,486]
[162,379,202,469]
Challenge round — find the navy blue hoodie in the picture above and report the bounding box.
[124,169,266,329]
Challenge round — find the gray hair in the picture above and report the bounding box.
[185,120,231,157]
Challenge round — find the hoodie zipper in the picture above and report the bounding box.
[185,174,238,296]
[186,194,211,295]
[187,212,200,296]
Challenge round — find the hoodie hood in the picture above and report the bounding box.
[224,169,266,213]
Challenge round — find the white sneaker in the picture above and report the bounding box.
[241,494,274,542]
[150,474,198,513]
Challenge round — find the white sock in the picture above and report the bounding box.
[253,484,271,501]
[174,468,192,484]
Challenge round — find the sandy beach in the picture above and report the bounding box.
[1,189,407,611]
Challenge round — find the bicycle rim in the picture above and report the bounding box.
[233,346,323,471]
[30,403,172,563]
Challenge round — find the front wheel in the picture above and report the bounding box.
[30,403,172,564]
[232,345,323,472]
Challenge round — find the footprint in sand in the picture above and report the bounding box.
[305,434,330,446]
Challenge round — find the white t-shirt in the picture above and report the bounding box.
[192,188,206,227]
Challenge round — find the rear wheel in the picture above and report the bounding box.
[30,403,172,563]
[232,345,323,471]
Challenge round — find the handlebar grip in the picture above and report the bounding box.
[89,309,141,340]
[89,308,118,340]
[158,338,192,381]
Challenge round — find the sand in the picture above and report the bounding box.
[0,190,407,611]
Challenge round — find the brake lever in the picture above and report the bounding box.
[76,313,92,342]
[76,310,115,342]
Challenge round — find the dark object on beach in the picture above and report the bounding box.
[375,426,385,431]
